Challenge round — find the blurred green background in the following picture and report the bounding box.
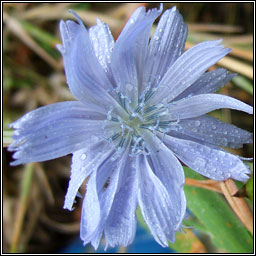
[3,2,253,253]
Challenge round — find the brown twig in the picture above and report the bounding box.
[217,56,253,79]
[187,23,243,33]
[219,179,253,235]
[40,214,80,234]
[185,178,222,193]
[34,163,55,205]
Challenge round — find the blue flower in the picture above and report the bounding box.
[8,4,252,249]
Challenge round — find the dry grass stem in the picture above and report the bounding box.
[185,178,222,193]
[10,164,34,253]
[34,163,55,205]
[217,56,253,79]
[40,214,80,234]
[3,12,60,71]
[188,23,243,33]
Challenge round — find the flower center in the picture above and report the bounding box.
[102,87,179,158]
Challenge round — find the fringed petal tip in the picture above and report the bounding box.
[57,11,86,55]
[239,156,253,161]
[147,3,163,15]
[9,159,22,166]
[56,43,64,54]
[63,197,74,211]
[157,3,163,13]
[8,121,15,129]
[8,139,26,166]
[170,5,177,12]
[236,172,250,183]
[68,9,84,26]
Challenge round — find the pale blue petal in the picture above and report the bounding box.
[80,170,101,244]
[89,19,115,82]
[9,101,106,132]
[117,6,148,40]
[104,154,138,248]
[8,102,105,165]
[79,146,133,249]
[145,134,186,232]
[174,68,236,101]
[142,6,188,94]
[88,145,131,249]
[111,5,162,104]
[164,135,251,182]
[80,150,120,249]
[149,40,231,104]
[173,115,253,148]
[57,13,120,110]
[80,148,121,248]
[137,154,176,246]
[116,4,162,42]
[64,140,113,210]
[164,93,253,120]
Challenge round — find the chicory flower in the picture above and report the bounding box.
[8,4,253,249]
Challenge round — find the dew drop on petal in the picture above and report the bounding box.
[225,173,231,178]
[194,120,201,127]
[194,157,206,169]
[126,83,133,92]
[80,154,86,160]
[221,138,228,146]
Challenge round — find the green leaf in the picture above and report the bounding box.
[21,21,60,59]
[245,175,253,201]
[184,167,253,253]
[70,3,90,10]
[232,75,253,95]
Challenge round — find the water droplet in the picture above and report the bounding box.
[225,173,231,178]
[194,157,206,169]
[126,83,133,92]
[80,154,86,160]
[194,120,201,127]
[217,170,223,176]
[222,138,228,146]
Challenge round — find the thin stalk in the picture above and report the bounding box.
[10,163,34,253]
